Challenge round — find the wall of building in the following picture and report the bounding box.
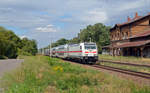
[131,17,150,36]
[120,25,130,40]
[110,14,150,57]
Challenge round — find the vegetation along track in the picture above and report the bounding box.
[64,59,150,79]
[92,64,150,79]
[99,60,150,68]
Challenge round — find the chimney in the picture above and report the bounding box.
[135,12,138,18]
[127,16,131,22]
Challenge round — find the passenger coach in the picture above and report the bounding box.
[51,42,98,64]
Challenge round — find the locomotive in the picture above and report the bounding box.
[50,42,98,64]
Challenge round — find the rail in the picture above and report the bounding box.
[92,65,150,79]
[99,60,150,68]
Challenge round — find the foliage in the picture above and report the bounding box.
[44,23,110,53]
[0,27,20,58]
[0,26,38,58]
[78,23,110,53]
[1,55,150,93]
[51,38,68,48]
[19,38,37,56]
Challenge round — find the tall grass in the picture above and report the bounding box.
[0,55,150,93]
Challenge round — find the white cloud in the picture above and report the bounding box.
[0,0,149,48]
[80,9,108,24]
[20,35,27,39]
[35,24,58,33]
[117,0,150,11]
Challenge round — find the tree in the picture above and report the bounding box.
[19,38,38,56]
[78,23,110,53]
[68,37,80,44]
[0,27,19,58]
[50,38,68,47]
[43,23,110,53]
[0,26,38,58]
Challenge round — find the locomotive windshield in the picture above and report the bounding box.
[85,45,96,49]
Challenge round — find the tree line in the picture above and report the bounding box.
[44,23,110,53]
[0,27,38,59]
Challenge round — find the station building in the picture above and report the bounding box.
[108,12,150,57]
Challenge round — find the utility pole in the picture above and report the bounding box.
[49,34,53,57]
[50,40,52,57]
[90,37,92,42]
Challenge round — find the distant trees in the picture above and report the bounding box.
[18,38,37,56]
[46,23,110,53]
[51,38,68,48]
[0,26,38,59]
[78,23,110,52]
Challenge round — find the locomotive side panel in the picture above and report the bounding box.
[68,44,82,59]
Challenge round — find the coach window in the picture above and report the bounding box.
[80,46,82,49]
[111,35,113,40]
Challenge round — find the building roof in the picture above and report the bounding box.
[111,13,150,31]
[102,45,111,48]
[131,29,150,38]
[114,40,150,48]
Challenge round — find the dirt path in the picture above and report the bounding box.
[0,59,24,77]
[0,59,24,93]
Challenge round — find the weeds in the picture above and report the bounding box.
[0,55,150,93]
[99,54,150,65]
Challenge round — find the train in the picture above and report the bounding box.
[50,42,98,64]
[43,49,50,56]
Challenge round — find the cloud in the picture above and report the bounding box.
[35,24,58,33]
[0,0,149,48]
[80,9,108,24]
[117,0,150,11]
[20,35,27,39]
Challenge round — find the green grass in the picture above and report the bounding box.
[99,54,150,65]
[0,55,150,93]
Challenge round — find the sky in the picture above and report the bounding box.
[0,0,150,48]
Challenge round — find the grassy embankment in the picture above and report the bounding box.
[99,54,150,64]
[99,54,150,74]
[0,55,150,93]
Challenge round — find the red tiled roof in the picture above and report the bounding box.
[111,13,150,30]
[131,29,150,38]
[114,40,150,48]
[117,16,142,27]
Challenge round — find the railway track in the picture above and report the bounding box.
[92,65,150,79]
[64,59,150,79]
[99,60,150,68]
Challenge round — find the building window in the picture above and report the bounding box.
[112,35,114,40]
[125,32,128,39]
[118,33,120,40]
[122,32,125,39]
